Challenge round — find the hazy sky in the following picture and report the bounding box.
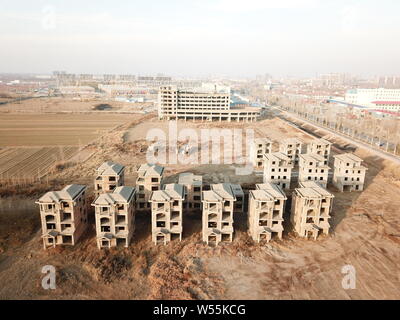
[1,0,400,77]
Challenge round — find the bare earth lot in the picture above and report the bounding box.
[0,112,399,300]
[0,113,129,147]
[0,97,126,114]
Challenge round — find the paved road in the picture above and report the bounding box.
[274,107,400,165]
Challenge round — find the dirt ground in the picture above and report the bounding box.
[0,114,399,300]
[0,113,132,147]
[0,97,126,114]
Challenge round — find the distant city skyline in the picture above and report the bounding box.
[1,0,400,77]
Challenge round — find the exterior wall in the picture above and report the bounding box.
[136,172,163,210]
[250,139,272,167]
[290,191,332,240]
[94,173,124,195]
[158,86,260,122]
[202,199,234,245]
[307,141,331,160]
[248,191,286,243]
[279,140,303,165]
[151,197,183,245]
[345,88,400,110]
[263,157,293,190]
[38,189,88,249]
[333,157,367,192]
[298,155,330,188]
[183,183,202,212]
[94,198,135,249]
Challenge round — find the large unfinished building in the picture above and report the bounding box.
[92,186,136,249]
[263,152,294,190]
[248,183,287,243]
[158,85,261,122]
[36,185,88,249]
[307,138,332,160]
[178,172,203,212]
[94,161,125,195]
[250,138,273,168]
[298,154,330,188]
[136,164,164,210]
[150,183,185,245]
[333,153,367,192]
[279,138,303,165]
[201,183,243,245]
[291,181,334,240]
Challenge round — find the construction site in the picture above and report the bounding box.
[0,96,400,300]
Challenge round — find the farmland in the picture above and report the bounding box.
[0,113,132,182]
[0,147,78,182]
[0,113,130,147]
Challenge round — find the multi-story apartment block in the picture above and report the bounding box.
[263,152,294,190]
[36,185,88,249]
[279,138,303,165]
[136,164,164,210]
[248,183,287,243]
[178,172,203,212]
[333,153,367,192]
[250,138,273,168]
[345,88,400,111]
[158,84,261,122]
[201,183,243,245]
[94,161,125,195]
[291,181,334,240]
[298,154,330,188]
[307,138,332,160]
[92,186,136,249]
[150,183,185,245]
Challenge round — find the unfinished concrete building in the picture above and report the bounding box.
[263,152,294,190]
[136,164,164,210]
[92,186,136,249]
[158,85,261,122]
[298,153,330,188]
[307,138,332,160]
[178,172,203,212]
[250,138,273,168]
[279,138,303,165]
[201,183,243,245]
[94,161,125,195]
[248,183,287,243]
[291,181,334,240]
[333,153,367,192]
[36,185,88,249]
[150,183,185,245]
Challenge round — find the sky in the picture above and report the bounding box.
[1,0,400,78]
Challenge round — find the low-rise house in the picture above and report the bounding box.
[307,138,331,160]
[92,186,136,249]
[250,138,273,168]
[333,153,367,192]
[94,161,125,195]
[202,183,243,245]
[298,153,330,188]
[36,185,88,249]
[178,172,203,212]
[291,181,334,240]
[263,152,294,190]
[150,183,185,245]
[136,164,164,210]
[248,183,287,243]
[279,138,303,165]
